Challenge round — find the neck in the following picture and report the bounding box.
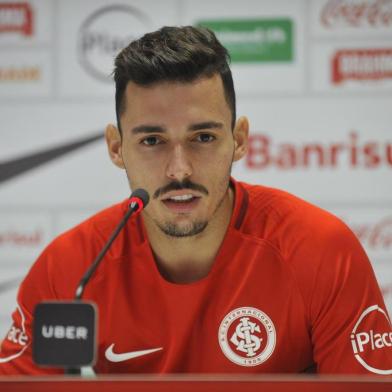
[143,186,234,284]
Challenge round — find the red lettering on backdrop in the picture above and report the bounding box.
[387,145,392,164]
[330,143,345,166]
[369,218,392,249]
[352,223,370,243]
[364,142,381,168]
[350,218,392,250]
[246,131,392,169]
[321,0,392,28]
[0,229,42,246]
[303,144,325,166]
[382,284,392,297]
[247,135,270,169]
[332,48,392,84]
[349,133,359,166]
[275,144,297,168]
[0,3,33,36]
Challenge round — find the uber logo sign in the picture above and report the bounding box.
[41,324,88,340]
[33,302,97,367]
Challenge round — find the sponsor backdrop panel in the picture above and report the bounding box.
[310,0,392,38]
[0,210,52,331]
[0,208,103,336]
[54,210,103,237]
[0,211,52,262]
[57,0,179,97]
[0,141,126,205]
[312,41,392,92]
[325,205,392,311]
[0,103,127,206]
[0,100,128,336]
[181,0,306,94]
[0,50,52,97]
[0,0,391,341]
[233,97,392,203]
[365,260,392,322]
[0,262,36,333]
[0,0,53,45]
[329,206,392,263]
[0,103,112,160]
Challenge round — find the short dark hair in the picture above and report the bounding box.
[113,26,236,132]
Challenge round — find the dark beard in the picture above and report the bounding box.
[154,176,231,238]
[156,220,208,238]
[147,161,233,239]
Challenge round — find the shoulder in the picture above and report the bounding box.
[238,180,376,301]
[238,181,353,252]
[19,200,129,300]
[237,181,372,288]
[51,200,128,252]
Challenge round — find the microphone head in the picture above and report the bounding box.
[129,188,150,211]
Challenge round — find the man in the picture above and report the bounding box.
[0,26,391,375]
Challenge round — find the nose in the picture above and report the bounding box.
[165,144,192,181]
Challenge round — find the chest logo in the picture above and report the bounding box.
[218,307,276,367]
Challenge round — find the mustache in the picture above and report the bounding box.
[153,179,209,199]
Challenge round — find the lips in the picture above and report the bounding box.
[160,191,201,214]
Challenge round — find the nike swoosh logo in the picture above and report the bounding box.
[105,344,163,362]
[0,131,103,184]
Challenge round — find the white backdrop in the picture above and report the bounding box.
[0,0,391,337]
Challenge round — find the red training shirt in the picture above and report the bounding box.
[0,179,391,375]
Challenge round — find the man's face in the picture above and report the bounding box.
[106,74,247,237]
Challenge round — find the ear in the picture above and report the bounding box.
[233,116,249,162]
[105,123,125,169]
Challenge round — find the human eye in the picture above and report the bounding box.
[195,133,216,143]
[141,136,162,146]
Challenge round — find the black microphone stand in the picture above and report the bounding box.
[64,192,148,375]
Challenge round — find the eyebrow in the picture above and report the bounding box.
[131,125,166,134]
[188,121,224,131]
[130,121,224,135]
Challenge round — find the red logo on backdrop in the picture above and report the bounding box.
[351,305,392,375]
[332,48,392,84]
[382,283,392,298]
[0,229,42,246]
[349,217,392,251]
[246,131,392,170]
[321,0,392,28]
[0,3,33,36]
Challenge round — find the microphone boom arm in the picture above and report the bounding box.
[74,189,149,300]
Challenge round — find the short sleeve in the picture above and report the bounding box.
[0,246,63,375]
[308,221,392,374]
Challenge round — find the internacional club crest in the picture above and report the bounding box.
[219,307,276,367]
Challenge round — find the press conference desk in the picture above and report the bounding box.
[0,374,391,392]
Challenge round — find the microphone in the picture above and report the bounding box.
[128,188,150,213]
[75,188,149,300]
[32,189,149,373]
